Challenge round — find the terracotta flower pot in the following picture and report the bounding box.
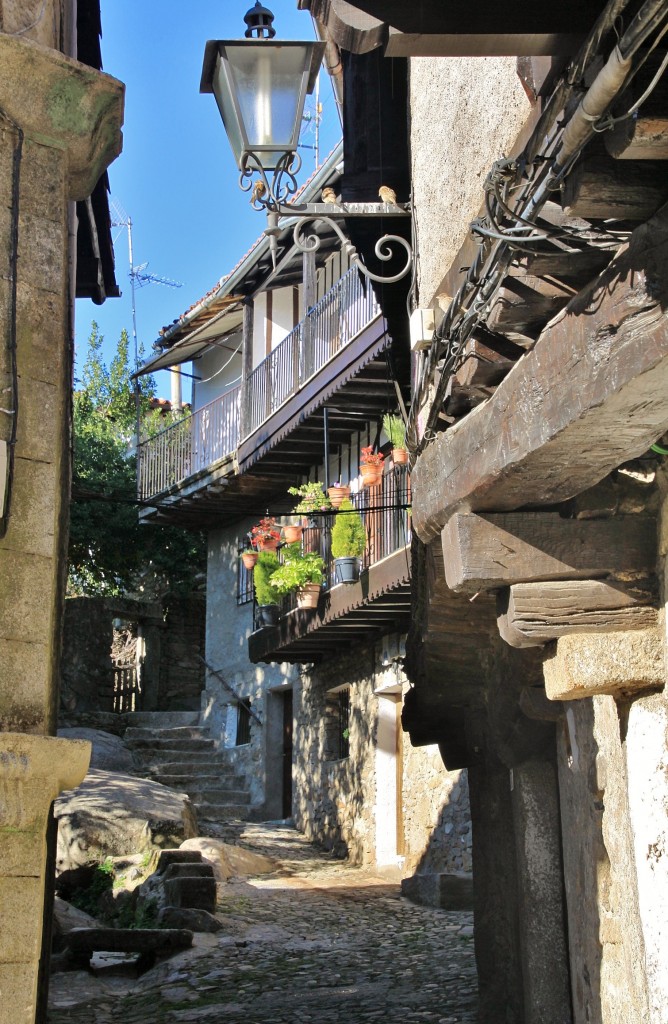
[392,447,409,466]
[328,484,350,508]
[360,464,383,489]
[241,551,258,570]
[256,537,279,552]
[296,583,321,610]
[282,524,303,544]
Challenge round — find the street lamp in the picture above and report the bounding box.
[200,2,412,284]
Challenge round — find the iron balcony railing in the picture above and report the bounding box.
[137,267,380,501]
[252,464,411,631]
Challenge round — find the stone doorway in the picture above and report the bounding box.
[375,687,403,866]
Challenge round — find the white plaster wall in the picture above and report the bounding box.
[192,335,242,412]
[271,286,295,347]
[252,292,266,367]
[626,693,668,1024]
[409,57,532,307]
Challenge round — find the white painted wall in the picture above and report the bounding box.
[192,333,243,413]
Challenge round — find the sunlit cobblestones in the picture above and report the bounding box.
[48,823,478,1024]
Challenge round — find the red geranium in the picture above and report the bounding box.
[250,516,281,544]
[360,445,385,467]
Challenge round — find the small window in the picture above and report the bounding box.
[325,686,350,760]
[236,701,252,746]
[237,541,254,605]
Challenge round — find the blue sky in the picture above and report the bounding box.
[76,1,342,396]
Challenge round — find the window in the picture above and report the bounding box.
[237,541,255,605]
[236,700,252,746]
[325,686,350,760]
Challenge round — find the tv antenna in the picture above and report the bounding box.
[109,198,182,372]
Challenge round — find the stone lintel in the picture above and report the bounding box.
[412,203,668,544]
[0,32,124,199]
[543,629,664,701]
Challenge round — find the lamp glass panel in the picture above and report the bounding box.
[224,43,312,168]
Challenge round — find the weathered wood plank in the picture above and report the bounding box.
[411,202,668,544]
[485,275,572,345]
[563,153,668,220]
[441,513,656,593]
[497,579,658,647]
[606,116,668,161]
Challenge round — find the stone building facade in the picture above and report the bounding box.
[304,2,668,1022]
[0,3,123,1021]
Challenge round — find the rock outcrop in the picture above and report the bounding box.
[55,769,198,871]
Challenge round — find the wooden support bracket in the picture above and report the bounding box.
[497,578,658,648]
[441,512,657,594]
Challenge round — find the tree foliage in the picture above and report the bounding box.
[68,322,206,597]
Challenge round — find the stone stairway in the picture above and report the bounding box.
[123,712,251,823]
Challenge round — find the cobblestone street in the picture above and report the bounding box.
[48,822,479,1024]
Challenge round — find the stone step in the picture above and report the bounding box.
[126,737,216,752]
[122,711,199,729]
[152,772,239,788]
[124,726,206,743]
[194,801,251,820]
[135,749,229,765]
[191,788,251,805]
[145,758,232,774]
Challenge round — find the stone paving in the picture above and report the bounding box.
[48,821,479,1024]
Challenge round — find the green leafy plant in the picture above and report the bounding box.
[253,550,281,606]
[269,544,325,595]
[288,481,333,514]
[331,499,366,559]
[382,413,406,449]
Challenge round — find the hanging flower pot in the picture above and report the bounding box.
[282,524,303,544]
[392,447,409,466]
[296,582,321,610]
[241,550,259,570]
[334,556,361,584]
[256,537,279,552]
[328,483,351,508]
[257,603,279,627]
[360,463,383,489]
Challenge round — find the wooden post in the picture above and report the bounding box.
[240,298,254,438]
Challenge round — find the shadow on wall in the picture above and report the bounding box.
[292,652,378,863]
[409,769,472,877]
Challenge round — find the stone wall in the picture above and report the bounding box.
[159,595,206,711]
[202,523,298,816]
[292,640,473,871]
[61,595,206,717]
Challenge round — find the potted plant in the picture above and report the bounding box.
[251,516,281,552]
[359,445,385,489]
[331,499,366,583]
[327,481,351,508]
[288,482,333,521]
[240,547,258,570]
[282,522,304,544]
[269,543,325,610]
[382,413,409,465]
[253,550,281,627]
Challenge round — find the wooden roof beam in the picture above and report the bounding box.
[412,201,668,543]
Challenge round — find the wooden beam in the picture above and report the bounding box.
[606,115,668,161]
[411,202,668,544]
[441,513,656,594]
[562,153,668,220]
[497,579,658,648]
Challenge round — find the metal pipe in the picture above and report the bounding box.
[323,405,330,488]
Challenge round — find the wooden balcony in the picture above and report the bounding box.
[248,465,412,664]
[138,269,395,527]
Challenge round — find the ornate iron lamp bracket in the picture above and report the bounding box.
[239,150,413,284]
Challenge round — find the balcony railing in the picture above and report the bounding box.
[137,267,380,501]
[138,385,240,501]
[252,464,411,630]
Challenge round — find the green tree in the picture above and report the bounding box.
[68,322,205,597]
